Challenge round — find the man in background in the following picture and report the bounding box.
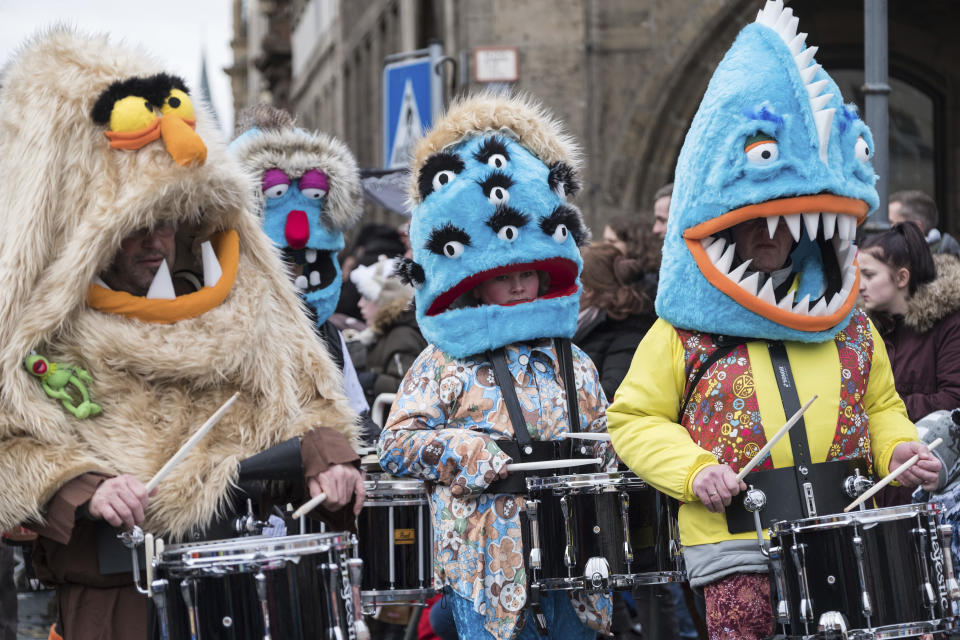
[889,189,960,259]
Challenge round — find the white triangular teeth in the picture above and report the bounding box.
[837,214,857,241]
[778,289,795,311]
[806,79,829,99]
[802,213,819,240]
[738,272,760,296]
[794,45,818,69]
[758,277,777,305]
[809,93,833,112]
[780,16,799,41]
[814,107,835,163]
[826,291,846,314]
[756,0,784,27]
[800,63,822,84]
[784,213,802,242]
[843,265,858,288]
[716,243,737,274]
[729,259,753,283]
[772,7,795,34]
[294,275,308,291]
[146,260,176,299]
[810,298,828,316]
[821,212,837,239]
[201,241,222,288]
[839,244,856,271]
[793,294,811,315]
[766,215,780,239]
[705,237,726,262]
[789,33,808,56]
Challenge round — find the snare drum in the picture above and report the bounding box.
[356,475,434,608]
[770,503,956,639]
[155,532,355,640]
[524,471,683,592]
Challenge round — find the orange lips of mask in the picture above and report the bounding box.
[105,115,206,167]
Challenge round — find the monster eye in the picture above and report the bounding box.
[419,152,465,199]
[854,136,871,163]
[498,226,519,242]
[262,168,291,199]
[265,184,289,198]
[486,206,529,242]
[109,95,157,132]
[300,169,329,199]
[552,224,569,243]
[745,133,779,165]
[426,223,471,258]
[475,136,511,168]
[480,171,514,206]
[548,162,580,198]
[160,89,195,120]
[539,205,588,246]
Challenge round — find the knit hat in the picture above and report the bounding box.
[350,255,414,307]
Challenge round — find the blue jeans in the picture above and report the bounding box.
[447,589,595,639]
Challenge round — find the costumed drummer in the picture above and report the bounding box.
[0,30,363,639]
[607,2,939,639]
[378,93,614,639]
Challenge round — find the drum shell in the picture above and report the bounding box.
[772,504,949,634]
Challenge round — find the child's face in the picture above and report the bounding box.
[476,270,540,306]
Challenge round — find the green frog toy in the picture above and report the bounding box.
[24,354,102,419]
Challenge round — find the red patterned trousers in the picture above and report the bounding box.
[703,572,773,640]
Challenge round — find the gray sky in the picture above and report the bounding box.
[0,0,235,134]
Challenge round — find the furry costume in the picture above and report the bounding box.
[230,105,362,325]
[0,29,357,540]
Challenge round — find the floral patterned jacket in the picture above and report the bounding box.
[378,339,613,639]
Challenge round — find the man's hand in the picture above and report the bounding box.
[307,463,366,516]
[692,464,747,514]
[890,441,941,490]
[88,475,153,529]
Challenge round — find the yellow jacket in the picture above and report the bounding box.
[608,314,917,547]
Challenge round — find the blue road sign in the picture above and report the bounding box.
[382,45,443,169]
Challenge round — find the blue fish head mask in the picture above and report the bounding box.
[658,0,879,342]
[231,106,362,324]
[401,94,587,358]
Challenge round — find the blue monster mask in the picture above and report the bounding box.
[658,0,879,342]
[399,94,587,358]
[231,107,362,325]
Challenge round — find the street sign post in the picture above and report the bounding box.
[382,43,444,169]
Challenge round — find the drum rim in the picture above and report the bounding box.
[159,531,352,568]
[525,470,648,492]
[364,475,428,495]
[771,502,942,534]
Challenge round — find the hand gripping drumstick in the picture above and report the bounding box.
[844,437,943,512]
[146,392,241,493]
[735,395,818,483]
[292,492,327,519]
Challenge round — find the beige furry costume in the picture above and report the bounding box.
[0,29,357,540]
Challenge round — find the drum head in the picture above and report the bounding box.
[159,532,352,576]
[771,502,942,535]
[526,470,649,493]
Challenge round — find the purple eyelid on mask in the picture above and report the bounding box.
[262,169,291,190]
[299,169,329,191]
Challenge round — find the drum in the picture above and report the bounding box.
[154,532,356,640]
[523,471,684,592]
[770,503,955,639]
[356,474,434,609]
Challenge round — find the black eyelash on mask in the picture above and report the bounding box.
[395,258,425,288]
[91,73,189,124]
[539,204,590,246]
[425,223,472,256]
[548,162,580,197]
[478,171,515,198]
[474,136,511,165]
[418,152,465,200]
[486,206,530,233]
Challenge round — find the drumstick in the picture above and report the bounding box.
[292,492,327,519]
[735,395,818,483]
[506,458,601,473]
[146,392,241,493]
[844,437,943,512]
[559,432,611,441]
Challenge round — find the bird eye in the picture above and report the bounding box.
[854,136,871,163]
[488,186,510,206]
[109,95,157,132]
[552,224,569,243]
[745,140,779,165]
[160,89,195,120]
[487,154,508,169]
[265,184,289,198]
[443,241,465,258]
[432,170,457,192]
[498,225,519,242]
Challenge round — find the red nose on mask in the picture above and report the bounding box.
[285,210,309,249]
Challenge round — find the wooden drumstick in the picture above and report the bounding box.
[146,392,241,493]
[506,458,601,473]
[559,432,611,441]
[844,437,943,512]
[292,492,327,519]
[735,395,818,483]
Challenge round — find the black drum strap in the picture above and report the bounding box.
[554,338,581,434]
[488,347,535,455]
[767,341,816,516]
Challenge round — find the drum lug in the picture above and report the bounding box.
[790,542,815,624]
[560,495,577,569]
[851,531,873,621]
[255,571,274,640]
[939,525,960,601]
[321,563,347,640]
[525,500,542,570]
[817,611,848,639]
[180,578,201,640]
[528,582,549,635]
[346,558,372,640]
[150,578,170,640]
[767,545,791,625]
[619,491,633,564]
[911,525,938,612]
